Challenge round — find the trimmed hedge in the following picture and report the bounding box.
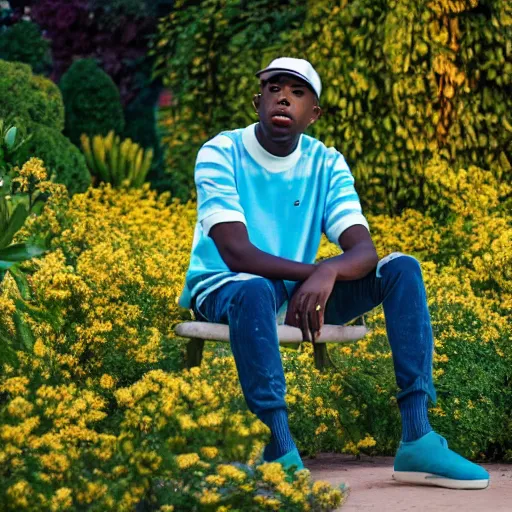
[13,123,91,195]
[59,58,125,145]
[0,59,64,131]
[0,20,51,75]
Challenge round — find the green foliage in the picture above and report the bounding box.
[0,61,90,195]
[153,0,512,212]
[13,124,91,195]
[59,58,125,146]
[0,119,28,174]
[81,130,153,188]
[90,0,159,20]
[287,0,512,213]
[0,59,64,131]
[122,83,169,191]
[0,151,54,363]
[151,0,306,200]
[0,20,51,74]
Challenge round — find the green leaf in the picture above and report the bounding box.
[0,203,29,249]
[8,265,31,300]
[13,305,34,351]
[0,243,45,263]
[4,126,17,148]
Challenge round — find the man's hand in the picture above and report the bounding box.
[285,263,337,343]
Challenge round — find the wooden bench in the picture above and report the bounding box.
[174,321,369,371]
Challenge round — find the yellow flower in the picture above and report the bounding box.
[217,464,247,482]
[7,480,32,508]
[312,480,332,495]
[205,474,226,486]
[175,453,200,469]
[0,377,30,396]
[315,423,328,435]
[7,397,33,419]
[258,462,286,485]
[200,446,219,459]
[99,374,115,389]
[343,441,358,455]
[429,406,446,417]
[254,495,282,510]
[50,487,73,511]
[33,339,47,358]
[12,157,48,191]
[357,435,377,449]
[199,489,221,505]
[40,453,70,473]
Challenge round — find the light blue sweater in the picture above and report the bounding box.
[179,123,369,310]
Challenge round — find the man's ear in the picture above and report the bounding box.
[308,105,322,127]
[252,93,261,113]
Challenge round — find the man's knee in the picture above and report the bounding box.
[376,252,421,279]
[231,278,277,310]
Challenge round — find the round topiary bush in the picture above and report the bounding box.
[13,123,91,195]
[59,58,125,145]
[0,59,64,131]
[0,20,51,75]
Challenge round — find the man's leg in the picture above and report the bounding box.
[323,252,489,488]
[324,252,434,440]
[195,278,301,466]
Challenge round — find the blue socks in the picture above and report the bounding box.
[398,391,432,442]
[261,393,430,460]
[261,408,296,462]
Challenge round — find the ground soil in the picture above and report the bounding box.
[307,453,512,512]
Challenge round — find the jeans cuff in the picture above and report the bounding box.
[397,376,437,405]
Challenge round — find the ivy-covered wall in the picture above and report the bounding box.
[153,0,512,213]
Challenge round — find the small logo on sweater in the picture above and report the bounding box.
[294,200,300,206]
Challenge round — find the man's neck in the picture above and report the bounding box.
[255,122,300,157]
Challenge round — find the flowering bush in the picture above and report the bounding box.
[0,341,343,510]
[0,156,510,509]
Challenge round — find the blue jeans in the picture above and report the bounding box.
[193,253,436,421]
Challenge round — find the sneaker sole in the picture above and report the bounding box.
[393,471,489,490]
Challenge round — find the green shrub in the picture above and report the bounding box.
[0,59,64,131]
[122,82,169,187]
[59,58,125,146]
[81,130,153,188]
[285,0,512,213]
[151,0,305,200]
[13,123,91,195]
[0,20,51,74]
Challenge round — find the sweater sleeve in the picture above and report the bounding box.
[323,151,369,245]
[195,134,247,236]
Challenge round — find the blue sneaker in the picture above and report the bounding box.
[393,431,490,489]
[265,447,305,472]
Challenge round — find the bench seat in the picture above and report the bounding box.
[174,321,369,370]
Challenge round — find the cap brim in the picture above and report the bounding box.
[255,68,318,97]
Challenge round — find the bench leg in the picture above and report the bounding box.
[186,338,205,369]
[313,343,333,371]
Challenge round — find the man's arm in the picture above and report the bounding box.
[210,221,377,282]
[284,224,378,341]
[210,219,378,341]
[319,224,379,280]
[209,221,316,281]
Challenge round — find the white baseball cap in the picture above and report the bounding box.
[256,57,322,99]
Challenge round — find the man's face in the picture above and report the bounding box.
[255,74,321,143]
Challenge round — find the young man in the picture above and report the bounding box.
[179,58,489,490]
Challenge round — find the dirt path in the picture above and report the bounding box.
[307,454,512,511]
